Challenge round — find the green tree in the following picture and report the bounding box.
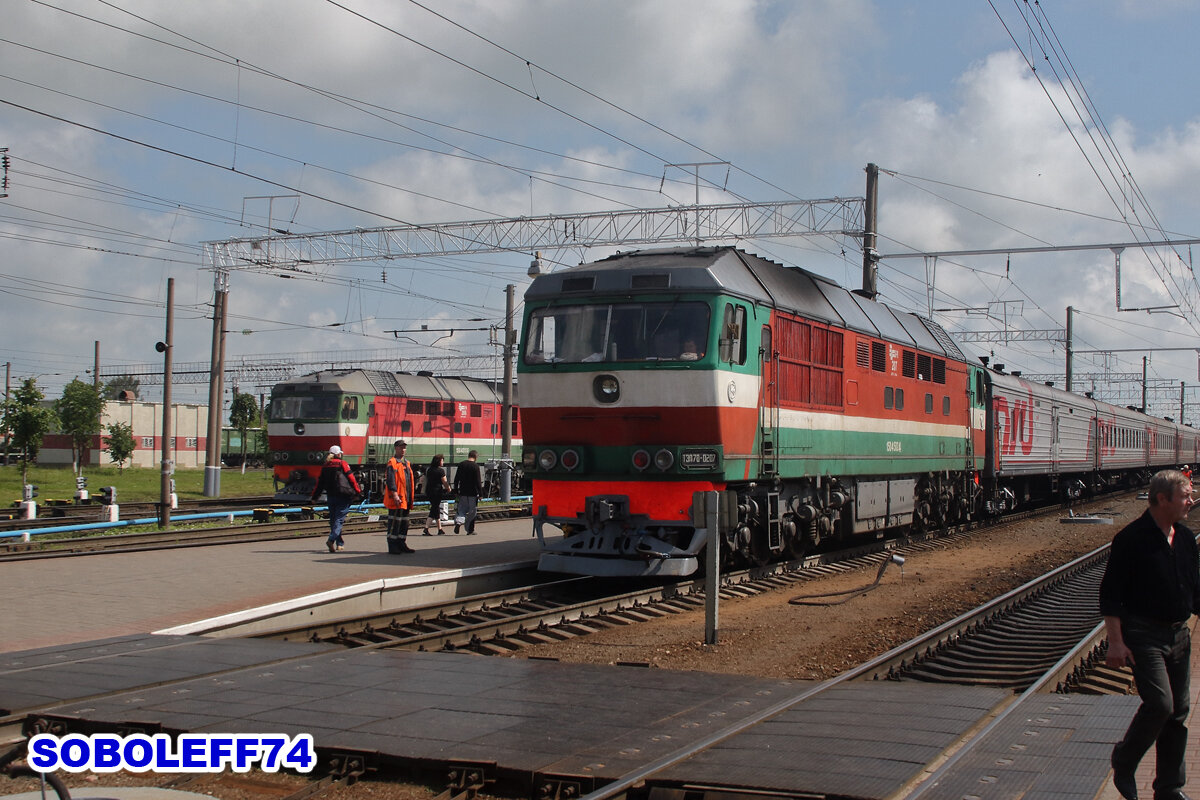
[104,421,136,470]
[103,375,140,400]
[55,378,106,475]
[6,378,57,483]
[228,392,260,470]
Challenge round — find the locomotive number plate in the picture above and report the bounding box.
[680,449,719,469]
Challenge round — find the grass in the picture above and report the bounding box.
[0,464,277,507]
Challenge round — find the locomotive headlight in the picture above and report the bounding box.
[593,374,620,404]
[632,449,651,471]
[538,449,558,470]
[653,449,674,471]
[560,449,580,471]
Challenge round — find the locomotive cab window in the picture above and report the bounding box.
[341,397,358,420]
[269,394,337,420]
[523,300,710,363]
[720,303,747,365]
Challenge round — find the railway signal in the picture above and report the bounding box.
[19,483,37,521]
[99,486,118,523]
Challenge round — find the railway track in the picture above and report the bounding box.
[563,543,1128,800]
[0,502,532,560]
[0,495,278,530]
[254,497,1120,660]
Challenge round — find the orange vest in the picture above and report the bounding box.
[384,457,414,510]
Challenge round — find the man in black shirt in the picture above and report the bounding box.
[452,450,482,535]
[1100,469,1199,800]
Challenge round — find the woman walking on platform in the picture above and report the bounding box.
[422,454,450,535]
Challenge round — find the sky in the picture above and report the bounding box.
[3,0,1200,421]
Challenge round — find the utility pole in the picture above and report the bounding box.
[3,361,9,466]
[1065,306,1074,393]
[1182,381,1186,426]
[501,284,515,502]
[93,341,100,390]
[204,272,228,497]
[1142,356,1148,413]
[159,278,174,529]
[861,163,880,300]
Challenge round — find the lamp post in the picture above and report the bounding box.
[157,278,174,529]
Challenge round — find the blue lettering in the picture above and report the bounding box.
[284,735,316,773]
[209,736,233,769]
[93,736,121,771]
[60,736,90,770]
[122,736,153,770]
[234,738,258,772]
[181,737,207,769]
[155,735,181,769]
[27,735,59,772]
[260,736,285,770]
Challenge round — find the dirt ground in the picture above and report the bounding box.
[512,494,1138,680]
[0,495,1146,799]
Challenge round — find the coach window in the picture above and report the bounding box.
[895,388,904,410]
[454,422,463,433]
[943,396,951,416]
[925,393,933,414]
[423,421,433,432]
[401,420,412,433]
[884,386,894,409]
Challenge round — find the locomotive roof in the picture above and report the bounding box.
[524,246,966,361]
[272,370,517,403]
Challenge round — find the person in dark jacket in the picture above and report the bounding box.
[422,454,449,536]
[311,445,362,553]
[452,450,482,534]
[1100,469,1199,800]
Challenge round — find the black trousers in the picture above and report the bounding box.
[386,508,409,553]
[1112,617,1192,797]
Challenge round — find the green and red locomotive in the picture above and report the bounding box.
[518,247,1197,577]
[268,370,520,503]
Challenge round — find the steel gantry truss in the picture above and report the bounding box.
[193,198,867,496]
[201,199,865,272]
[102,351,501,390]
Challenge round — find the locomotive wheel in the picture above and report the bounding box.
[746,527,772,567]
[782,517,808,560]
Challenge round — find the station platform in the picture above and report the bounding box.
[0,515,1196,799]
[0,517,542,653]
